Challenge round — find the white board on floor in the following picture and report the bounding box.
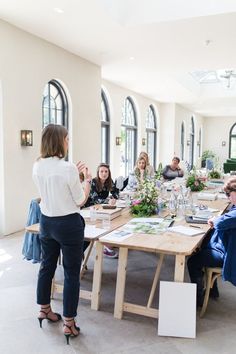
[158,281,196,338]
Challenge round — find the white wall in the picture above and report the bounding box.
[203,116,236,165]
[0,20,101,235]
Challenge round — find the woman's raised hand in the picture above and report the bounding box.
[76,161,86,173]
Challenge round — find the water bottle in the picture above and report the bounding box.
[169,186,177,217]
[177,185,185,218]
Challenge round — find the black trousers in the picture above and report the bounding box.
[37,213,84,317]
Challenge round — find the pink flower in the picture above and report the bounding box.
[132,199,141,206]
[194,181,199,186]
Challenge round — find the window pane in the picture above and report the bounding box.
[121,97,137,175]
[101,90,110,164]
[230,136,236,158]
[147,131,155,167]
[42,80,68,128]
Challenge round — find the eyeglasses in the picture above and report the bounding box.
[225,190,236,197]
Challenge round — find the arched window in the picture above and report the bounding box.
[42,80,68,128]
[180,121,185,160]
[146,105,157,169]
[189,117,195,168]
[198,128,202,157]
[229,123,236,158]
[101,90,110,164]
[121,97,137,176]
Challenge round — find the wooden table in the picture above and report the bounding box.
[91,198,229,319]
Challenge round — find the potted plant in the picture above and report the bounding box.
[201,150,216,168]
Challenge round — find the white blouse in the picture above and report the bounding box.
[33,157,85,217]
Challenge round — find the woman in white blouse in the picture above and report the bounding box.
[33,124,91,344]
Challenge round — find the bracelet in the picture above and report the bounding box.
[86,179,92,185]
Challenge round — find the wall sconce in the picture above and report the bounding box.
[222,141,226,146]
[197,141,200,146]
[115,137,121,146]
[187,140,190,146]
[21,130,33,146]
[142,138,146,146]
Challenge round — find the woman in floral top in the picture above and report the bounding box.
[85,163,119,207]
[84,163,119,258]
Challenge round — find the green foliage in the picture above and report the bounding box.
[186,174,205,192]
[201,150,216,160]
[155,162,163,180]
[208,169,221,179]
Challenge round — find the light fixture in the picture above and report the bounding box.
[222,141,226,147]
[197,141,200,146]
[21,130,33,146]
[218,69,236,89]
[116,137,121,146]
[142,138,146,146]
[187,140,190,146]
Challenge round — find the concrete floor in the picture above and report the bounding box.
[0,231,236,354]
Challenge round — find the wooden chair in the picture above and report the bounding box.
[200,267,222,317]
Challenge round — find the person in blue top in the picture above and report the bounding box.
[187,177,236,307]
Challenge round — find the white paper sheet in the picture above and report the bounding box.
[84,225,107,239]
[167,225,204,236]
[100,229,133,242]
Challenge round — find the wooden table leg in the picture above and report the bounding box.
[174,255,185,282]
[147,253,164,308]
[91,241,104,310]
[114,247,128,319]
[80,240,94,279]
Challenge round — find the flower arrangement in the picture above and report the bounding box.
[186,171,206,192]
[130,178,159,217]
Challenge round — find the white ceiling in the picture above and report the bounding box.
[1,0,236,116]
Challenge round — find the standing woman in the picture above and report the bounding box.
[33,124,92,344]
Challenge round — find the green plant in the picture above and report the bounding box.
[201,150,216,160]
[155,162,163,180]
[186,172,205,192]
[208,169,221,179]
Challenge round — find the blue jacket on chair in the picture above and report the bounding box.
[22,198,42,263]
[208,205,236,286]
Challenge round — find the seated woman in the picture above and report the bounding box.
[162,156,184,180]
[85,163,119,207]
[187,177,236,307]
[126,156,150,191]
[138,151,155,177]
[85,163,119,258]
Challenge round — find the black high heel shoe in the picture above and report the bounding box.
[63,318,80,345]
[38,305,62,328]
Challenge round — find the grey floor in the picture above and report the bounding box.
[0,231,236,354]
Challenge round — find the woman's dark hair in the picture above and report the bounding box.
[40,124,68,158]
[95,163,112,192]
[172,156,180,163]
[224,177,236,195]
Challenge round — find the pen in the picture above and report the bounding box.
[189,225,201,229]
